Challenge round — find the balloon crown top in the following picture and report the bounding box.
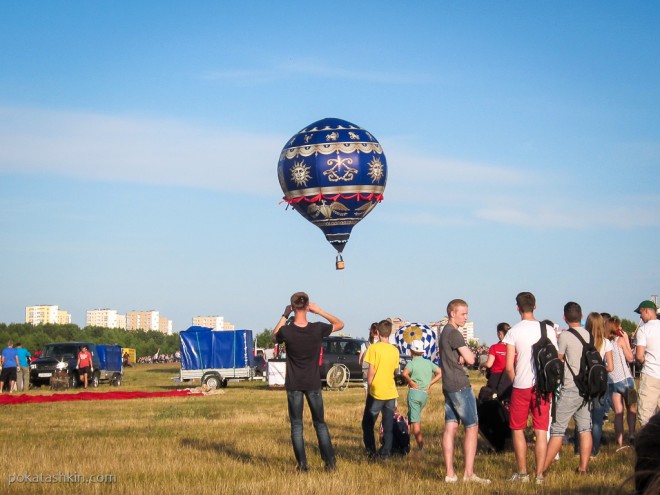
[282,117,380,149]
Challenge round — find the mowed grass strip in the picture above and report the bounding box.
[2,364,634,494]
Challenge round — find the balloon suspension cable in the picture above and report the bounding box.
[335,254,345,270]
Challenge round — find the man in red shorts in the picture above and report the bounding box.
[503,292,558,485]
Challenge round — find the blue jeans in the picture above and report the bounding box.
[362,394,396,456]
[286,389,335,468]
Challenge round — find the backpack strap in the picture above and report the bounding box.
[539,320,547,340]
[566,327,593,348]
[564,327,592,382]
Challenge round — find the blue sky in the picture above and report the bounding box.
[1,2,658,343]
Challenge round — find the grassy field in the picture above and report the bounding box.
[1,364,635,494]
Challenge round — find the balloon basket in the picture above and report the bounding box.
[335,255,345,270]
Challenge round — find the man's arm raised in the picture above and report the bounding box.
[308,303,344,332]
[272,305,292,343]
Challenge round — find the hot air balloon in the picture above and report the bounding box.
[277,118,387,269]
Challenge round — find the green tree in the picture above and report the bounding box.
[0,322,180,359]
[621,318,638,335]
[256,328,274,349]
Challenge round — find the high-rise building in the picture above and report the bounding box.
[192,316,225,330]
[127,310,160,332]
[159,316,173,335]
[126,310,172,334]
[26,305,71,325]
[86,309,126,329]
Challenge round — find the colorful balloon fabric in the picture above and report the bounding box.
[395,323,439,364]
[277,117,387,257]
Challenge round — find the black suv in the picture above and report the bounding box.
[320,336,367,382]
[30,342,101,388]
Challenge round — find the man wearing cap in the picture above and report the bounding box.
[272,292,344,472]
[401,339,442,451]
[635,300,660,426]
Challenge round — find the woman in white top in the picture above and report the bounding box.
[588,312,614,457]
[607,316,636,448]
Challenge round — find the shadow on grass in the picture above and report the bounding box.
[145,367,181,374]
[180,438,271,466]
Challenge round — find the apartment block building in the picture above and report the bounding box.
[127,310,160,332]
[159,316,172,335]
[86,309,127,329]
[127,310,172,334]
[26,305,72,325]
[192,316,225,330]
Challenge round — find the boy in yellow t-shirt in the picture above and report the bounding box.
[362,319,400,459]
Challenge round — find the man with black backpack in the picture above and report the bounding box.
[503,292,559,485]
[543,301,593,476]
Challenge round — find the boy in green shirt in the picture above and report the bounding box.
[402,340,442,450]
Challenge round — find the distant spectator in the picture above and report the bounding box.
[76,345,93,389]
[15,343,31,391]
[482,322,513,401]
[0,340,19,393]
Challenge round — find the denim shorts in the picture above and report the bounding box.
[609,377,635,396]
[444,386,478,428]
[550,385,591,437]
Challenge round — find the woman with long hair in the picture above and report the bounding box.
[608,316,637,448]
[586,312,614,457]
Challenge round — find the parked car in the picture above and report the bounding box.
[253,355,267,377]
[320,336,367,382]
[30,342,102,388]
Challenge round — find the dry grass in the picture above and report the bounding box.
[1,365,635,494]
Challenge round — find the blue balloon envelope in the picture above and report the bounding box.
[278,118,388,268]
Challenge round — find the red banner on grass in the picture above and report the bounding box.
[0,390,202,406]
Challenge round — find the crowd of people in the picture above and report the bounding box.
[136,351,180,364]
[271,290,660,493]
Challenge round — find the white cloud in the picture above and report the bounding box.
[201,59,432,85]
[475,199,660,229]
[0,105,285,196]
[1,104,656,232]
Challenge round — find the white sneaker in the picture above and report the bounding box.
[509,472,530,483]
[444,475,458,483]
[463,474,491,484]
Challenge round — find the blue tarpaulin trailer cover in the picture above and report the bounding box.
[96,344,123,372]
[180,327,254,370]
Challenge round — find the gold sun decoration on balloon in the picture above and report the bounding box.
[367,156,385,183]
[290,161,312,187]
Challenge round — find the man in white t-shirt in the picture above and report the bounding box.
[503,292,558,485]
[635,300,660,426]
